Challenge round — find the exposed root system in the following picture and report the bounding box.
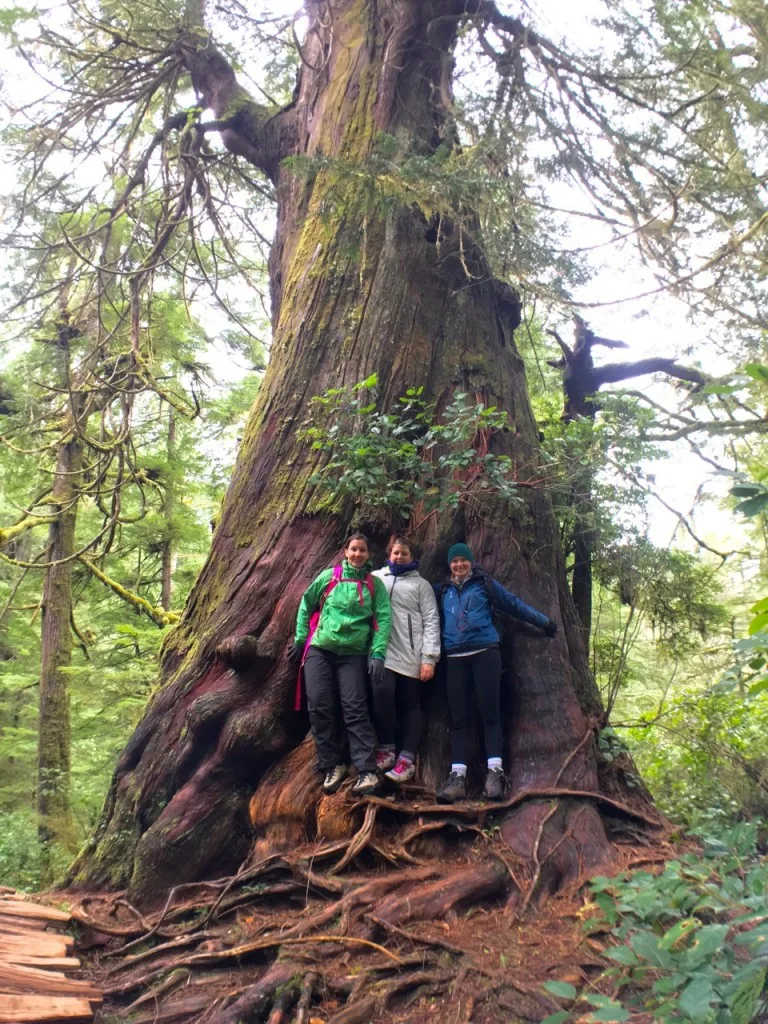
[66,768,673,1024]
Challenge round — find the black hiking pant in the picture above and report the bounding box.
[304,646,377,773]
[371,669,424,757]
[445,648,503,765]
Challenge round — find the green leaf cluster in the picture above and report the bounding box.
[575,823,768,1022]
[300,377,521,524]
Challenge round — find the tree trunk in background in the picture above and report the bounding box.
[160,406,176,613]
[571,469,595,644]
[38,375,84,873]
[68,0,655,903]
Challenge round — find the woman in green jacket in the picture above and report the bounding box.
[288,533,392,796]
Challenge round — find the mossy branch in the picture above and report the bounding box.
[78,557,180,628]
[0,514,57,549]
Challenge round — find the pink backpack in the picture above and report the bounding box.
[294,564,378,710]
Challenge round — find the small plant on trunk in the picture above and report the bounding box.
[301,374,521,522]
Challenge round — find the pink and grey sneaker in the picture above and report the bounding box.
[385,757,416,783]
[376,749,397,772]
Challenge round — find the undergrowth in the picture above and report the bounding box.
[542,821,768,1023]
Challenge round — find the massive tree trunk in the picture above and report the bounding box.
[68,0,656,903]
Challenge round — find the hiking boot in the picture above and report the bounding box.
[436,771,467,804]
[385,757,416,784]
[323,765,348,794]
[376,749,397,772]
[483,767,507,801]
[352,771,379,796]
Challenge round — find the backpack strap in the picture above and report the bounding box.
[364,573,378,632]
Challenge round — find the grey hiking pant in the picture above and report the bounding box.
[303,646,377,773]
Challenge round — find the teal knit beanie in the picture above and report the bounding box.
[447,543,473,564]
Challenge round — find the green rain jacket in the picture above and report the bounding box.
[294,559,392,659]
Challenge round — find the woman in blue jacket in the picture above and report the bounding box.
[435,543,558,804]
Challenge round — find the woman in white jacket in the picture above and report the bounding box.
[371,536,441,782]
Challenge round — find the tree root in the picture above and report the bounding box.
[375,860,508,926]
[362,786,665,827]
[79,779,673,1024]
[212,961,300,1024]
[291,971,317,1024]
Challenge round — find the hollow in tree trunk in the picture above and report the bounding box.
[68,0,658,904]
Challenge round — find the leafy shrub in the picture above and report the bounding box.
[300,375,521,521]
[549,822,768,1023]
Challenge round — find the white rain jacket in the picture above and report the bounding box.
[372,567,441,679]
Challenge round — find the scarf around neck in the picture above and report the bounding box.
[387,559,420,576]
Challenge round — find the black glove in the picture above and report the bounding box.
[287,641,305,666]
[368,656,386,686]
[542,618,558,639]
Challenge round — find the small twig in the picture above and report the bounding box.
[553,727,594,786]
[370,915,465,958]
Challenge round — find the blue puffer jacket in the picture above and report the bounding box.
[436,568,549,654]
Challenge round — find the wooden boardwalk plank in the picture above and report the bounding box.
[0,932,74,957]
[0,904,70,926]
[0,896,100,1023]
[1,956,80,972]
[0,996,94,1022]
[0,961,101,999]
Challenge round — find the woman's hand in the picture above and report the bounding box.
[420,663,435,682]
[368,657,386,686]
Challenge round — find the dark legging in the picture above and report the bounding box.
[303,647,377,772]
[444,648,503,764]
[371,669,424,757]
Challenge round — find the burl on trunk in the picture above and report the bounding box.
[68,0,655,903]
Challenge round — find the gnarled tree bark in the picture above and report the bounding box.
[68,0,657,904]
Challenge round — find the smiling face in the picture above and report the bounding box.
[344,537,370,568]
[390,541,412,565]
[450,556,472,580]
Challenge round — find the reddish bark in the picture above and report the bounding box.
[68,0,656,903]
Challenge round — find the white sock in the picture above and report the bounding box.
[451,763,467,777]
[487,757,502,771]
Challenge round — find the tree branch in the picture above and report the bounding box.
[593,358,708,389]
[176,22,296,179]
[0,514,58,550]
[77,557,179,628]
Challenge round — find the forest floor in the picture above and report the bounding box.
[76,887,612,1023]
[52,783,673,1024]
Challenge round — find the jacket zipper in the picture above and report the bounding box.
[408,614,414,650]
